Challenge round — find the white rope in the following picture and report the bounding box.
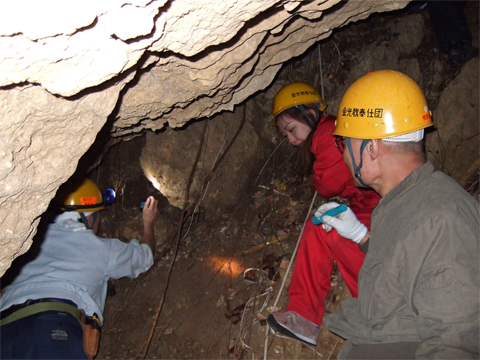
[232,268,274,358]
[331,40,341,73]
[263,41,326,360]
[263,191,317,359]
[318,43,325,101]
[238,288,273,356]
[255,138,288,184]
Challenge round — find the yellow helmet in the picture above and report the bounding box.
[55,178,105,212]
[271,82,327,125]
[333,70,433,139]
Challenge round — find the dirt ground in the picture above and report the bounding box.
[95,140,350,359]
[75,2,480,360]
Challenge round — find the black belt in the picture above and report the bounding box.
[0,298,80,325]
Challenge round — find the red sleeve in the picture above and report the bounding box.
[311,115,355,199]
[311,115,381,214]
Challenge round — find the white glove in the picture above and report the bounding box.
[314,202,341,232]
[316,202,368,244]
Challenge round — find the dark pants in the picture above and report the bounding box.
[339,341,421,360]
[1,311,87,359]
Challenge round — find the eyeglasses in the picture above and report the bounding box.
[334,136,344,154]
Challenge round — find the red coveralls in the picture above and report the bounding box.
[286,115,381,326]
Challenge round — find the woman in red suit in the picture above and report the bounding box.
[267,82,380,346]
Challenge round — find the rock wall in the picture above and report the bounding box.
[137,5,479,230]
[0,0,411,275]
[427,59,480,181]
[140,108,262,218]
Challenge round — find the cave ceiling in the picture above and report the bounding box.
[0,0,410,275]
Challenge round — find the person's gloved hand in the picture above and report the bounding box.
[314,202,368,244]
[314,202,341,232]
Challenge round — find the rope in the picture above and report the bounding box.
[318,43,325,101]
[263,41,326,360]
[235,269,274,358]
[263,191,317,359]
[255,138,288,184]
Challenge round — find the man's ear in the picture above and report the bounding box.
[367,139,380,160]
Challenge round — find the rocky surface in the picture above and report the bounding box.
[140,110,263,216]
[427,59,479,182]
[0,0,413,275]
[2,2,478,359]
[136,2,479,221]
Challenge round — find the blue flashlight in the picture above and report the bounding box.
[312,204,347,225]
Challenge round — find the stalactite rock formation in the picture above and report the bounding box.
[0,0,409,275]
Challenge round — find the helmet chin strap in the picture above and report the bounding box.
[79,211,99,230]
[345,137,371,188]
[296,104,319,127]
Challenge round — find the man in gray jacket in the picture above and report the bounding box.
[314,70,479,359]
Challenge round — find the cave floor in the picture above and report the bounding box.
[98,169,347,360]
